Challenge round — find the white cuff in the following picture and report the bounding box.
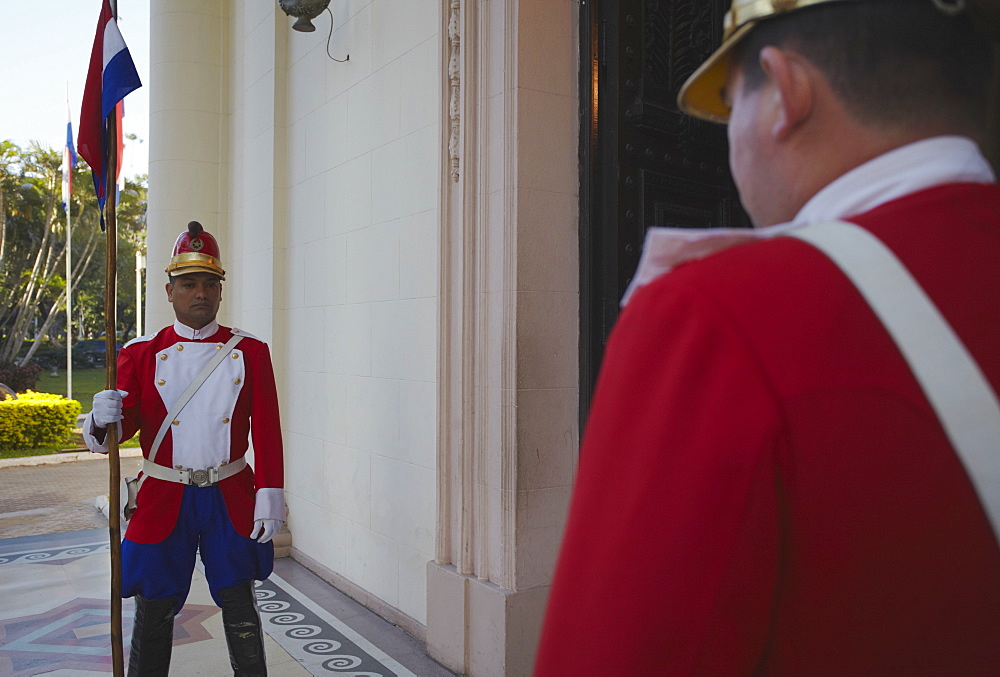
[254,488,286,522]
[82,412,121,454]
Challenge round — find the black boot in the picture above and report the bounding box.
[128,595,177,677]
[219,582,267,676]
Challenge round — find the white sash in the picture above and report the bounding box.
[790,220,1000,547]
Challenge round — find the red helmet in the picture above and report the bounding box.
[165,221,226,280]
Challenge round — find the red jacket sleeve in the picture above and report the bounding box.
[535,277,785,675]
[116,347,142,443]
[247,341,283,490]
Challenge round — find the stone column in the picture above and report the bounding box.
[147,0,227,330]
[224,2,288,347]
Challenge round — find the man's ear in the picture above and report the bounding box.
[165,281,174,302]
[759,46,814,140]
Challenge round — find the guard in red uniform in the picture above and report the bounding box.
[536,1,1000,675]
[86,221,284,676]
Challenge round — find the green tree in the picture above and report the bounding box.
[0,140,146,364]
[74,174,148,342]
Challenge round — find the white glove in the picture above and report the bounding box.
[251,519,282,544]
[92,389,128,428]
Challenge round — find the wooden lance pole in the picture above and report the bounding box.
[104,5,124,676]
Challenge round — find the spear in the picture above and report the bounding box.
[103,1,124,671]
[78,1,139,668]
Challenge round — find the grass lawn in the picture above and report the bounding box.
[0,433,140,460]
[34,366,110,412]
[2,367,140,460]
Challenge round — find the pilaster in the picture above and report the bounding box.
[430,1,580,674]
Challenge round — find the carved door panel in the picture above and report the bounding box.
[580,0,750,422]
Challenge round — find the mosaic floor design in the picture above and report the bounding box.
[257,573,415,676]
[0,598,216,677]
[0,539,108,567]
[0,530,422,676]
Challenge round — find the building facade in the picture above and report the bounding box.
[148,1,1000,674]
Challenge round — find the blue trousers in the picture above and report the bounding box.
[121,484,273,611]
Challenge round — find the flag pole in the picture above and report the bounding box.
[104,4,124,675]
[65,85,74,403]
[66,183,73,400]
[79,0,140,669]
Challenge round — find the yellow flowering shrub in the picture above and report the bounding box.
[0,391,82,451]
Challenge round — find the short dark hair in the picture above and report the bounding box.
[733,0,994,137]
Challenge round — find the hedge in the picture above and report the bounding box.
[0,391,83,451]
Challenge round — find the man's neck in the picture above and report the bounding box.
[173,319,220,340]
[779,121,915,227]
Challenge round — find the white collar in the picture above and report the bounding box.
[621,136,995,306]
[793,136,994,225]
[173,320,219,340]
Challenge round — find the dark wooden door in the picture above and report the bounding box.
[579,0,751,425]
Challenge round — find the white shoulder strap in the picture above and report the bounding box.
[789,220,1000,546]
[148,332,245,465]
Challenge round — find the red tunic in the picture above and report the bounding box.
[110,324,283,544]
[535,183,1000,675]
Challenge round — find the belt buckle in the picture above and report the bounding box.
[190,468,211,487]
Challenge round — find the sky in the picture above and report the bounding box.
[0,1,150,178]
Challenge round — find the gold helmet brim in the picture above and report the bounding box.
[678,0,852,123]
[677,22,756,124]
[165,253,226,280]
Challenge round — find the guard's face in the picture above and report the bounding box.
[166,272,222,330]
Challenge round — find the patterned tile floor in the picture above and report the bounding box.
[0,529,456,676]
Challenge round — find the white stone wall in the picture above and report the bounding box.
[277,0,442,625]
[151,0,441,627]
[149,2,581,661]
